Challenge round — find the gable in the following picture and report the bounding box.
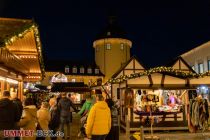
[112,56,146,78]
[171,57,195,72]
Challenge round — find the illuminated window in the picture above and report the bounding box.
[208,60,210,71]
[106,43,111,50]
[120,43,124,50]
[107,32,111,36]
[65,65,69,73]
[198,63,204,73]
[87,68,92,74]
[72,66,77,74]
[95,68,99,74]
[80,67,84,74]
[72,79,76,82]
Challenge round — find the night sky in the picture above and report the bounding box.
[0,0,210,68]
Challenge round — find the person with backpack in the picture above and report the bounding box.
[58,92,77,139]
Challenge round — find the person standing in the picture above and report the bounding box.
[58,92,77,139]
[37,102,51,140]
[0,90,19,140]
[37,102,51,130]
[10,92,23,140]
[77,94,93,116]
[86,93,111,140]
[18,98,37,140]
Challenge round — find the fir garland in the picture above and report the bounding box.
[108,66,210,84]
[0,22,45,79]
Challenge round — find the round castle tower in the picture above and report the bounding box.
[93,17,132,81]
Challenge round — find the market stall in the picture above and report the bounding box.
[108,57,210,132]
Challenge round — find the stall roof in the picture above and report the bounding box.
[50,82,91,92]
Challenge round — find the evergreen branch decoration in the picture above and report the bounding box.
[108,66,210,84]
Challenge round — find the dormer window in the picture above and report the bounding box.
[65,65,69,74]
[95,68,99,74]
[120,43,124,50]
[87,68,92,74]
[106,43,111,50]
[80,67,85,74]
[72,66,77,74]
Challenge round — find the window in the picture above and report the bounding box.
[95,68,99,74]
[106,43,111,50]
[192,65,195,70]
[120,43,124,50]
[88,79,92,86]
[65,65,69,73]
[80,78,84,82]
[80,67,84,74]
[198,63,204,73]
[72,66,77,73]
[87,68,92,74]
[208,60,210,71]
[107,32,111,36]
[72,79,76,82]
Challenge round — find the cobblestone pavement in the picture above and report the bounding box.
[67,114,210,140]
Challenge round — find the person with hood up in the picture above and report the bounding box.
[0,90,19,140]
[18,98,37,140]
[86,92,111,140]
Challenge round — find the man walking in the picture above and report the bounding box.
[58,92,77,139]
[86,92,111,140]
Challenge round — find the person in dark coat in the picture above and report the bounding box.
[0,90,19,139]
[11,92,23,122]
[58,92,78,139]
[11,92,23,140]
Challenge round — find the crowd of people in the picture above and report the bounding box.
[0,90,118,140]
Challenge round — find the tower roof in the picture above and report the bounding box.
[95,16,129,40]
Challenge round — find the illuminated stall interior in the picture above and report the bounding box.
[50,73,91,104]
[0,17,44,100]
[109,56,210,131]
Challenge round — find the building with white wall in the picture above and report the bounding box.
[181,41,210,73]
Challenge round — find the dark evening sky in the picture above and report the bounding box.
[0,0,210,68]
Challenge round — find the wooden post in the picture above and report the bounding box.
[125,108,130,139]
[140,126,144,140]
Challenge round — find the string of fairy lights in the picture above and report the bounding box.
[0,22,45,79]
[108,66,210,84]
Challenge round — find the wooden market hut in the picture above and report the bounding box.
[109,56,210,132]
[0,17,44,100]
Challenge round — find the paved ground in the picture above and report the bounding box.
[64,114,210,140]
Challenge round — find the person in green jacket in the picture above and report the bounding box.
[77,94,93,138]
[78,94,93,116]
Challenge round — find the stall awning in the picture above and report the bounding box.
[50,82,91,92]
